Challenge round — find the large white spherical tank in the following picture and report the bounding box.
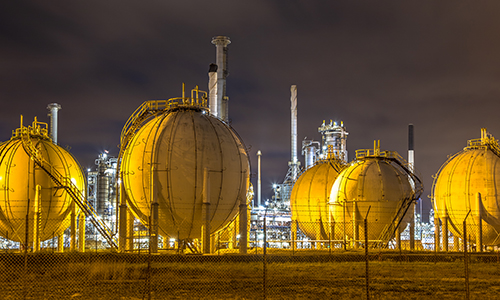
[329,157,413,241]
[290,161,344,239]
[0,133,85,243]
[121,107,250,240]
[433,147,500,245]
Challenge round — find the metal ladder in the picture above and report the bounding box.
[374,157,424,248]
[20,129,118,249]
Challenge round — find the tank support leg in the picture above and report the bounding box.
[202,168,211,254]
[331,220,335,250]
[315,219,322,249]
[119,204,127,252]
[58,233,64,252]
[33,185,41,252]
[126,209,134,251]
[150,202,159,254]
[78,213,85,252]
[410,202,415,251]
[442,216,449,251]
[475,192,483,252]
[396,226,401,251]
[434,216,440,252]
[239,203,248,254]
[291,219,297,252]
[201,201,211,254]
[70,204,76,251]
[453,235,460,251]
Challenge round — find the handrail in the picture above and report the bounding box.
[466,138,500,158]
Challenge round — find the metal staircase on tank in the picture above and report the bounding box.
[355,148,424,248]
[19,126,118,249]
[118,86,208,156]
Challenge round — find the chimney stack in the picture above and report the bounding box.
[47,103,61,144]
[211,36,231,122]
[208,63,218,117]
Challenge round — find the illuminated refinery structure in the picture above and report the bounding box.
[87,152,118,236]
[432,128,500,251]
[3,34,500,254]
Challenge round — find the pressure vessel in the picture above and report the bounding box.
[0,119,85,244]
[121,105,249,240]
[433,129,500,245]
[290,159,345,239]
[329,148,414,242]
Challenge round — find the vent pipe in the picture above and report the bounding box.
[211,36,231,122]
[47,103,61,144]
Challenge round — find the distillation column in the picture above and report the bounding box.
[290,85,299,181]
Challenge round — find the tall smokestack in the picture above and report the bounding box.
[208,63,218,117]
[408,123,414,171]
[290,85,298,181]
[257,150,262,208]
[408,123,415,250]
[211,36,231,122]
[47,103,61,144]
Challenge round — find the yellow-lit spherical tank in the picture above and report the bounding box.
[433,129,500,245]
[0,119,85,244]
[121,105,250,240]
[290,160,345,240]
[329,151,414,242]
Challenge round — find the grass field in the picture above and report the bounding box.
[0,252,499,299]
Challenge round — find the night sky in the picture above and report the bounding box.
[2,1,500,220]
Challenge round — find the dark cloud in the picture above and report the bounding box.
[2,0,500,219]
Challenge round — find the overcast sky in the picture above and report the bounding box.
[2,1,500,219]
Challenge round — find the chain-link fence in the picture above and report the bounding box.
[1,213,499,299]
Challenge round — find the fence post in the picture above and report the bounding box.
[365,206,371,300]
[464,210,471,300]
[475,192,483,252]
[263,207,268,300]
[353,201,358,249]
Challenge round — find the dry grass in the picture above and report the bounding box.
[0,252,499,299]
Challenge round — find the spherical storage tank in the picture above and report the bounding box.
[329,146,415,242]
[0,118,85,244]
[433,129,500,245]
[121,99,250,240]
[290,159,346,240]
